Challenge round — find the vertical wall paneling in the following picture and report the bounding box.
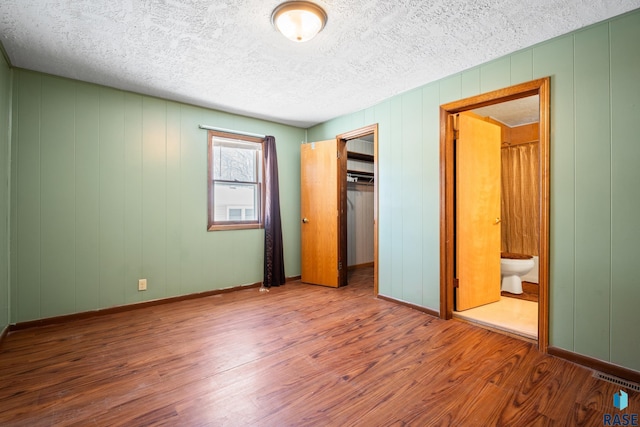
[610,11,640,372]
[16,71,42,321]
[233,229,264,286]
[480,56,511,93]
[0,54,10,330]
[401,89,423,305]
[349,109,366,130]
[533,35,576,350]
[330,116,351,139]
[40,76,77,318]
[363,106,375,127]
[573,23,611,361]
[375,100,392,296]
[389,96,403,300]
[203,224,237,289]
[123,93,143,303]
[75,82,101,312]
[165,102,182,297]
[275,125,302,278]
[142,97,168,300]
[178,105,205,294]
[421,83,441,310]
[9,66,18,322]
[307,116,344,141]
[98,88,126,309]
[510,49,533,85]
[439,75,461,105]
[461,68,480,99]
[11,74,305,321]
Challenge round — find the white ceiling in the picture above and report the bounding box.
[473,95,539,127]
[1,1,639,128]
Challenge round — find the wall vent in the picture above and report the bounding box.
[593,371,640,392]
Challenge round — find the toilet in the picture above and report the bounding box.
[500,252,535,294]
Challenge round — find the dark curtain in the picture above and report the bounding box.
[263,136,285,288]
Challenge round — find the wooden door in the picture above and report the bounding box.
[455,113,502,310]
[301,139,347,287]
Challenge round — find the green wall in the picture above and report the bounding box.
[9,70,304,323]
[308,10,640,372]
[0,53,10,334]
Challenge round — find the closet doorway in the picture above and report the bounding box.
[339,125,378,295]
[439,78,550,351]
[300,124,378,295]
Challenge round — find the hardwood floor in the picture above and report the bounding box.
[0,267,637,426]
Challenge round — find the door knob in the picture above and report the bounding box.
[302,217,309,223]
[495,217,501,224]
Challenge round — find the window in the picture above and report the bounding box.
[208,130,264,231]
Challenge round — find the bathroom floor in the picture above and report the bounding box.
[454,297,538,340]
[501,281,539,303]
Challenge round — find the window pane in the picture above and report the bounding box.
[213,182,258,221]
[213,139,260,182]
[228,208,242,221]
[208,131,264,230]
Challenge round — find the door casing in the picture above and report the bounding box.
[337,124,379,296]
[439,78,551,352]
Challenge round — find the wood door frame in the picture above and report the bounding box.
[439,78,550,352]
[338,138,347,288]
[337,124,379,296]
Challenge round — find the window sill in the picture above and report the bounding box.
[208,223,263,232]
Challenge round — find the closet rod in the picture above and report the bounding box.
[347,172,375,184]
[199,125,265,139]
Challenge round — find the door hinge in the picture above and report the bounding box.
[338,261,343,270]
[453,114,459,140]
[337,151,341,159]
[453,278,459,288]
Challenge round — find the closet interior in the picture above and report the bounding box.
[346,136,375,269]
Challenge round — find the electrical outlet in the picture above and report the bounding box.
[138,279,147,291]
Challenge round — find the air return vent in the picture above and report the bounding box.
[593,371,640,392]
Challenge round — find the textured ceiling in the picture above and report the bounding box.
[474,95,539,127]
[1,1,639,128]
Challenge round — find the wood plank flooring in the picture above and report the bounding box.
[0,267,637,426]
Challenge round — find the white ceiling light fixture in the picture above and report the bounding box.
[271,1,327,43]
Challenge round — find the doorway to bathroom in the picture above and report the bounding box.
[439,78,550,352]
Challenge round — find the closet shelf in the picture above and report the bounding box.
[347,170,374,178]
[347,151,374,162]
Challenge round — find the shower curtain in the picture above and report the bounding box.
[501,142,540,256]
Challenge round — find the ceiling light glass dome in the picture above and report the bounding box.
[271,1,327,42]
